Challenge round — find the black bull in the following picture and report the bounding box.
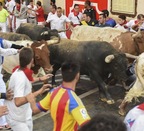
[16,23,60,41]
[48,40,128,104]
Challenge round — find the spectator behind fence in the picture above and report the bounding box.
[79,112,127,131]
[46,4,57,28]
[26,61,91,131]
[95,13,110,27]
[101,9,116,27]
[115,15,128,30]
[81,12,98,26]
[13,0,28,30]
[0,2,11,32]
[68,4,83,27]
[126,14,144,32]
[50,0,55,5]
[36,1,45,26]
[5,0,15,32]
[46,7,72,38]
[84,0,96,20]
[27,0,37,25]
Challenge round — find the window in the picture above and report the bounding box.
[111,0,137,17]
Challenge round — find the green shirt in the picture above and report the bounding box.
[0,8,9,23]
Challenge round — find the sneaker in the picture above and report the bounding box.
[4,124,11,130]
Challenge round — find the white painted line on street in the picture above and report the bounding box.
[79,88,98,99]
[33,88,98,120]
[32,77,90,86]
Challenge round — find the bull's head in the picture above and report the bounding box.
[30,40,53,74]
[40,29,60,44]
[105,53,128,81]
[132,30,144,54]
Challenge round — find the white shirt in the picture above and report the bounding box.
[46,12,55,22]
[124,105,144,131]
[68,12,82,25]
[126,19,144,32]
[0,39,18,73]
[5,0,15,13]
[115,24,127,31]
[5,69,32,122]
[131,114,144,131]
[46,13,71,30]
[27,5,37,18]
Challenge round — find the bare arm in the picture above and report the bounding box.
[14,84,51,107]
[32,74,53,83]
[26,93,42,114]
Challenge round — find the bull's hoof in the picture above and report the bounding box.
[106,99,115,104]
[118,106,126,116]
[100,98,115,104]
[100,98,107,102]
[118,110,125,116]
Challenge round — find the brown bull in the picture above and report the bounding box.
[71,26,144,56]
[3,40,53,75]
[111,30,144,55]
[31,40,53,74]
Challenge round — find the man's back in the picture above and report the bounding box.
[37,85,90,131]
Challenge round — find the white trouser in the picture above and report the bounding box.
[6,115,33,131]
[0,74,7,126]
[58,32,67,39]
[37,21,45,26]
[0,22,7,32]
[27,18,37,25]
[16,18,27,30]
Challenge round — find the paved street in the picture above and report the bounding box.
[2,72,140,131]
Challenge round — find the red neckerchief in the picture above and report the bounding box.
[138,103,144,110]
[13,66,34,81]
[134,20,138,24]
[120,20,127,26]
[73,10,79,16]
[16,4,21,12]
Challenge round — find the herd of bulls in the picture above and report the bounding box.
[1,23,144,115]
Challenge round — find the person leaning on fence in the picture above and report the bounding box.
[26,61,91,131]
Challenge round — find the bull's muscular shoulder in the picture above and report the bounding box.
[71,26,126,42]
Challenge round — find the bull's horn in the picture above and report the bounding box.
[132,28,141,38]
[41,31,49,36]
[58,28,69,33]
[105,55,115,63]
[125,53,138,59]
[46,38,60,45]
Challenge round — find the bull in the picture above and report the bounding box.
[71,26,144,56]
[0,32,31,41]
[16,23,61,41]
[3,40,53,75]
[48,39,129,104]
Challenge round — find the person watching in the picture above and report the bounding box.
[95,13,110,27]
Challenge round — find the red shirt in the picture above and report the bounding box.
[36,7,45,22]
